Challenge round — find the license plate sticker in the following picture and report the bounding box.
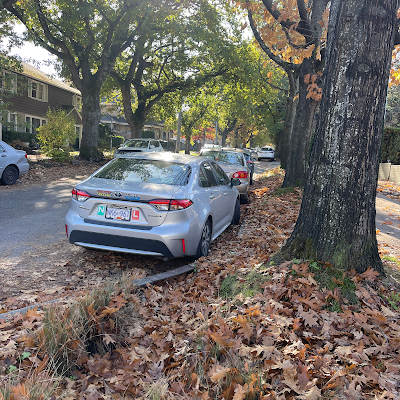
[105,206,131,221]
[131,209,140,221]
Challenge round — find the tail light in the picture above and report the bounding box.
[149,199,193,211]
[65,224,68,238]
[72,188,92,202]
[25,154,27,159]
[232,171,248,179]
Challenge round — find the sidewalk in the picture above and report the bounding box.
[376,193,400,258]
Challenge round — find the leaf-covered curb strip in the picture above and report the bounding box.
[2,172,400,399]
[0,265,195,322]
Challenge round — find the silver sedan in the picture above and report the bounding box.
[199,148,250,204]
[65,152,241,258]
[0,140,30,185]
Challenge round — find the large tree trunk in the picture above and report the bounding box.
[79,81,102,160]
[278,0,397,273]
[282,59,319,187]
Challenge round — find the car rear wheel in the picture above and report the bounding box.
[232,199,240,225]
[1,165,19,185]
[196,219,212,258]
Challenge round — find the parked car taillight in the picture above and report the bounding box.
[72,188,92,202]
[149,199,193,211]
[232,171,248,179]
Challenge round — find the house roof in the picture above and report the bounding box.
[21,62,81,96]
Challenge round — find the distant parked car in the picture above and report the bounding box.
[114,139,163,156]
[0,140,29,185]
[237,149,255,185]
[65,152,241,259]
[258,146,275,161]
[199,147,250,204]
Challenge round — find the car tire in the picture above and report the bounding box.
[240,192,249,204]
[258,158,261,161]
[232,199,240,225]
[250,174,253,185]
[1,165,19,185]
[196,219,212,258]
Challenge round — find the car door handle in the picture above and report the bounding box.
[1,154,6,157]
[209,194,215,199]
[224,192,227,196]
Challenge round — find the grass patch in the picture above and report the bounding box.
[220,269,271,299]
[289,261,359,311]
[382,255,400,267]
[308,261,359,309]
[0,370,59,400]
[33,275,142,375]
[272,186,297,197]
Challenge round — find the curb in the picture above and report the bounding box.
[0,264,195,321]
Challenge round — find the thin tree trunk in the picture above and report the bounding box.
[278,0,398,273]
[278,69,298,169]
[282,59,319,187]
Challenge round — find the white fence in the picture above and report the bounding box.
[379,163,400,184]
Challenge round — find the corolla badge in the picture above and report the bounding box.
[125,194,140,200]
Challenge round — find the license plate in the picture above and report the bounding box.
[105,206,131,221]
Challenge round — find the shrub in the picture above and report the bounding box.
[381,127,400,164]
[36,109,76,163]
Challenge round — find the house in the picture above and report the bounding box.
[0,62,83,143]
[100,103,175,141]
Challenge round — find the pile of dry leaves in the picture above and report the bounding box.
[1,170,400,399]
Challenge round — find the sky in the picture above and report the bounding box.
[9,23,60,78]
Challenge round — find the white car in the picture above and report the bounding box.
[258,146,275,161]
[0,140,30,185]
[114,139,164,156]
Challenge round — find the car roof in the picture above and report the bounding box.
[114,151,209,166]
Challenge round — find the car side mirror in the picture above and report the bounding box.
[230,178,241,187]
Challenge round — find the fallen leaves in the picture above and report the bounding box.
[2,171,400,399]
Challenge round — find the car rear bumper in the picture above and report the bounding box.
[65,210,195,258]
[18,163,30,176]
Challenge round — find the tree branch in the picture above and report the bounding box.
[247,7,299,72]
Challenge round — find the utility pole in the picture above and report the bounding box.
[175,109,183,153]
[215,120,218,145]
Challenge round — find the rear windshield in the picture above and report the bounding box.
[201,151,244,166]
[94,159,191,186]
[261,147,273,151]
[122,140,149,149]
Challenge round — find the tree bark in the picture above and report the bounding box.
[282,59,319,187]
[277,68,298,170]
[278,0,398,273]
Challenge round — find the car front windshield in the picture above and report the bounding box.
[94,159,191,186]
[202,151,244,166]
[122,140,149,149]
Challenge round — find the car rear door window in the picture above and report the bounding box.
[199,163,217,187]
[211,162,230,185]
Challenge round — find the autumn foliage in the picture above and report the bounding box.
[1,171,400,399]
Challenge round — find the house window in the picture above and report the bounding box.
[0,71,17,94]
[25,115,46,133]
[72,94,82,110]
[28,79,48,102]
